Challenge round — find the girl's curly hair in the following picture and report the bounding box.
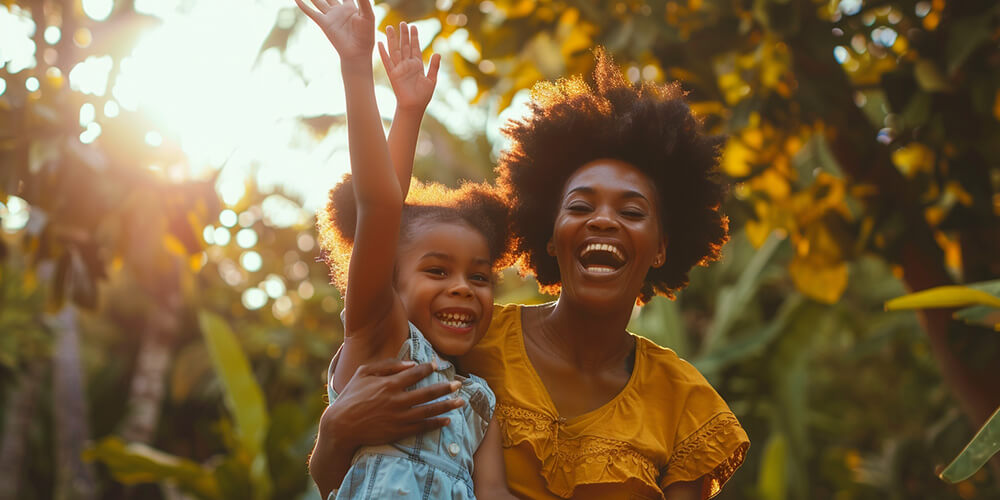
[317,175,513,293]
[496,48,729,303]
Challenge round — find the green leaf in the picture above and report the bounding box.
[197,311,272,499]
[939,405,1000,483]
[885,285,1000,311]
[703,233,784,353]
[758,432,788,500]
[83,437,220,499]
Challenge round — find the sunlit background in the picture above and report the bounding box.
[2,1,998,499]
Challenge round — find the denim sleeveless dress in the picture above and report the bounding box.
[327,322,496,500]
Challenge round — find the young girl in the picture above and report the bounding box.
[294,0,515,498]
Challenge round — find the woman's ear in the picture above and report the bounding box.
[652,238,667,268]
[546,239,557,257]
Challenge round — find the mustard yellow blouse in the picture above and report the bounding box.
[458,304,749,500]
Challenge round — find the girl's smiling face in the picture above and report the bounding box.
[394,220,495,357]
[549,159,666,309]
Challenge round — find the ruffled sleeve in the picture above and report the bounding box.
[659,395,749,498]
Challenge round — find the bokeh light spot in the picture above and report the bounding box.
[80,103,96,126]
[69,55,113,96]
[263,274,286,299]
[25,77,39,92]
[219,209,238,227]
[298,281,315,300]
[1,196,30,232]
[297,233,315,252]
[242,288,267,310]
[241,250,262,272]
[104,100,120,117]
[82,0,114,21]
[202,225,215,244]
[213,227,231,245]
[236,228,258,248]
[79,122,102,144]
[44,26,61,44]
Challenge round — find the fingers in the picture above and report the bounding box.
[405,397,465,421]
[409,24,421,59]
[356,358,417,377]
[388,362,436,387]
[399,380,460,407]
[426,53,441,83]
[313,0,332,13]
[377,41,392,71]
[398,22,410,61]
[387,24,401,63]
[356,0,375,19]
[293,0,323,23]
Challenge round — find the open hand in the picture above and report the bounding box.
[378,22,441,111]
[294,0,375,62]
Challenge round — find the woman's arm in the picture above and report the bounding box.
[379,22,440,199]
[662,476,705,500]
[308,359,465,498]
[472,414,517,500]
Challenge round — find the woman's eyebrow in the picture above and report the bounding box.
[566,186,650,203]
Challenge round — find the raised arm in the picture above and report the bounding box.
[295,0,402,334]
[379,22,441,198]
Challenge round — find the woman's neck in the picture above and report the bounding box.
[534,297,636,372]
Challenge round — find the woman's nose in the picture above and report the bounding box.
[586,207,617,231]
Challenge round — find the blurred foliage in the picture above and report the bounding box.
[1,0,999,499]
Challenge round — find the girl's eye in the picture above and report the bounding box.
[424,268,446,277]
[470,273,491,283]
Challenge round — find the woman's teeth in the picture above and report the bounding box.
[580,243,625,263]
[586,265,617,273]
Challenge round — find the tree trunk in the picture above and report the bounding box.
[49,304,97,500]
[0,359,47,498]
[119,303,179,444]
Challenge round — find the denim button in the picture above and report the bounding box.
[447,443,460,456]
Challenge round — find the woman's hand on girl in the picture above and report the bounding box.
[324,358,464,449]
[378,22,441,111]
[294,0,375,63]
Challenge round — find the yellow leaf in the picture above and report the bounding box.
[746,219,772,249]
[885,286,1000,311]
[892,143,935,177]
[789,255,848,304]
[722,137,753,177]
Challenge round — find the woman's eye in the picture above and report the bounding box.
[566,203,591,212]
[622,209,646,218]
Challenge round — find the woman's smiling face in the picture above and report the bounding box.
[549,159,666,309]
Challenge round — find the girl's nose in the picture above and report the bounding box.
[448,278,473,297]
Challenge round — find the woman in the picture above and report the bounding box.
[310,49,749,500]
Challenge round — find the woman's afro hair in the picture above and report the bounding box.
[496,47,729,303]
[316,174,513,293]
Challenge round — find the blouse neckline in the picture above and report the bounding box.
[513,303,644,427]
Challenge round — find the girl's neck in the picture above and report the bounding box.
[534,297,635,371]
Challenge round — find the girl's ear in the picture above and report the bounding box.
[546,239,556,257]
